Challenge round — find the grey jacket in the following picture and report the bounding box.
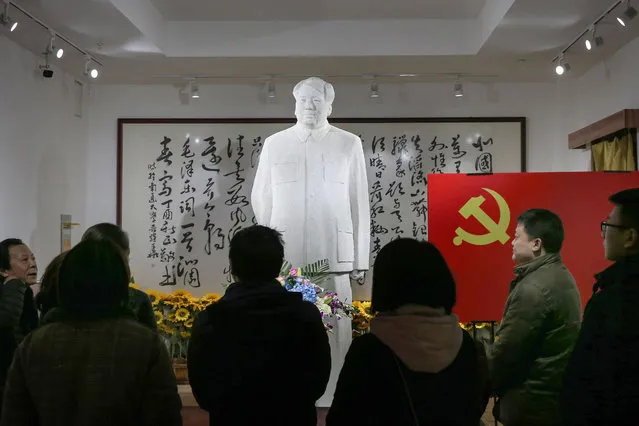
[489,253,582,426]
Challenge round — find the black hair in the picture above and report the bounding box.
[57,239,129,320]
[516,209,564,254]
[229,225,284,282]
[610,188,639,233]
[81,223,130,255]
[0,238,25,285]
[35,251,67,316]
[372,238,456,314]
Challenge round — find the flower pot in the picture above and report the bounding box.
[173,359,189,385]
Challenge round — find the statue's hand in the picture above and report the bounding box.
[349,270,365,284]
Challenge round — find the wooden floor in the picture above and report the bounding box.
[182,399,501,426]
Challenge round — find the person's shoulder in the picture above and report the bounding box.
[329,125,361,142]
[349,332,390,355]
[529,260,577,293]
[1,279,28,294]
[191,300,226,329]
[265,126,296,143]
[129,287,151,301]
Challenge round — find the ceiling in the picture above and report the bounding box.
[2,0,639,85]
[149,0,486,20]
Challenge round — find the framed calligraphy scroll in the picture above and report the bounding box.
[118,117,525,298]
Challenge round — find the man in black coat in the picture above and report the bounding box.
[0,238,39,417]
[562,188,639,425]
[188,225,331,426]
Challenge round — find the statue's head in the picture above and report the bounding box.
[293,77,334,129]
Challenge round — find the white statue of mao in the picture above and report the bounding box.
[251,77,371,406]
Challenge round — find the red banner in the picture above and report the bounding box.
[428,171,639,322]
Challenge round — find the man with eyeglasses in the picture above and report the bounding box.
[562,187,639,426]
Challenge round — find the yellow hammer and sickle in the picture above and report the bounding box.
[453,188,510,246]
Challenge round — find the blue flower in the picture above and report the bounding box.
[290,283,318,304]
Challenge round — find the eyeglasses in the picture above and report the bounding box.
[601,221,629,232]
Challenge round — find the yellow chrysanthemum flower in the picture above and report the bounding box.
[158,323,172,335]
[202,293,221,302]
[168,312,177,323]
[175,308,190,322]
[184,318,194,328]
[172,290,192,298]
[180,331,191,339]
[154,311,164,324]
[146,289,163,305]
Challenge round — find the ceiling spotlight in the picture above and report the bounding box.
[267,80,276,99]
[46,31,64,59]
[1,1,17,32]
[453,82,464,97]
[555,62,571,75]
[555,54,571,76]
[84,55,99,79]
[585,26,604,51]
[618,1,637,26]
[370,81,380,99]
[191,81,199,99]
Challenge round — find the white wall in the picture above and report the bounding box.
[0,35,88,269]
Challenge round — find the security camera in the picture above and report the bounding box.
[39,61,53,78]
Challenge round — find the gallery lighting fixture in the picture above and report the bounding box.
[0,0,17,32]
[45,30,64,59]
[553,0,633,76]
[3,1,103,79]
[267,80,276,99]
[84,55,99,79]
[369,81,380,99]
[584,25,604,51]
[617,0,637,26]
[555,53,571,76]
[453,82,464,97]
[191,80,200,99]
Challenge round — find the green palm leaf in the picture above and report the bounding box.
[300,259,331,286]
[279,258,331,286]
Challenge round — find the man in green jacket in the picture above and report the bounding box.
[489,209,582,426]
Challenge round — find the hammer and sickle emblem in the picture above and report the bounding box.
[453,188,510,246]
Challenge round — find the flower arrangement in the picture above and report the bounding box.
[276,260,356,331]
[351,301,374,338]
[132,280,497,362]
[130,284,221,359]
[349,307,498,343]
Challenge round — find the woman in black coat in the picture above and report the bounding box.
[327,239,490,426]
[81,223,157,330]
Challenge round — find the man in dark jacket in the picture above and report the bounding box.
[489,209,582,426]
[188,225,331,426]
[0,238,39,417]
[562,188,639,425]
